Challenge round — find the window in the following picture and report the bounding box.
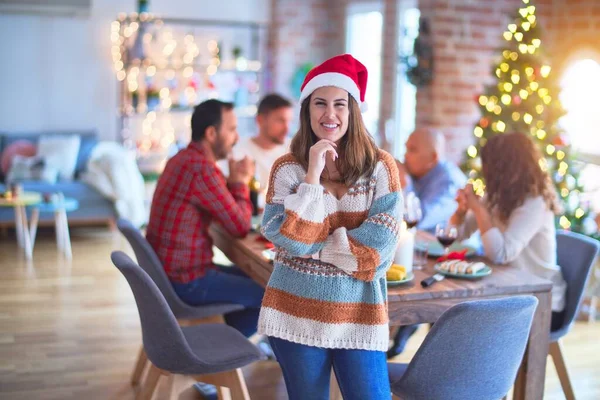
[346,3,383,136]
[560,58,600,156]
[393,2,420,158]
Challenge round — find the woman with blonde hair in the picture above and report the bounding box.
[258,54,402,399]
[451,132,567,326]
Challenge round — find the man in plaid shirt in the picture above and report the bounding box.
[146,99,264,337]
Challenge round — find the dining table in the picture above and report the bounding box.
[209,224,553,400]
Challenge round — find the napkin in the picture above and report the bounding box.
[436,249,468,263]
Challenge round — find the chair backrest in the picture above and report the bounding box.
[555,230,600,335]
[110,251,199,371]
[116,218,189,314]
[392,296,538,400]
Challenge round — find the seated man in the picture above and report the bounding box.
[146,99,264,338]
[218,93,293,210]
[397,128,467,233]
[389,128,467,358]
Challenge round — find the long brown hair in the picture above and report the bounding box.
[481,132,560,223]
[289,94,379,186]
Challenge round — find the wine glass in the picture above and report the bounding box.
[404,192,422,231]
[435,223,458,256]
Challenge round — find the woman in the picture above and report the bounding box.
[451,132,567,327]
[259,54,402,399]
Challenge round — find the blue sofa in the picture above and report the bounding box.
[0,131,116,228]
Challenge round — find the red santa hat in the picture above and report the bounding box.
[299,54,368,112]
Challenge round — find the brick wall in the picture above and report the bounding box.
[269,0,600,161]
[266,0,346,100]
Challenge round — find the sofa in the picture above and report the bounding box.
[0,131,117,228]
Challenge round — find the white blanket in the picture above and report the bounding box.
[81,142,147,227]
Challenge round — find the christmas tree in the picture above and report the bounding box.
[462,0,597,238]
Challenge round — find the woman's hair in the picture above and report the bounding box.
[481,132,560,222]
[289,94,379,186]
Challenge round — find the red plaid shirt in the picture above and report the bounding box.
[146,142,252,283]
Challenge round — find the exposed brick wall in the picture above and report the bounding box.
[547,0,600,74]
[268,0,600,162]
[266,0,346,100]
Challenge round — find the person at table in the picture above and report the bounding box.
[388,127,467,359]
[450,132,567,327]
[218,93,293,210]
[146,99,265,338]
[396,128,467,233]
[258,54,403,399]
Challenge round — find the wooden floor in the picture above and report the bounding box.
[1,227,599,399]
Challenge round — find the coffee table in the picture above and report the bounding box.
[0,192,42,260]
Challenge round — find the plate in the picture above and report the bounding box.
[387,271,415,287]
[433,263,492,279]
[415,241,478,258]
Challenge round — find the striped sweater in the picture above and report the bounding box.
[258,150,403,351]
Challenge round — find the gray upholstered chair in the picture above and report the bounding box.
[116,218,244,385]
[111,251,263,400]
[550,230,600,400]
[388,296,538,400]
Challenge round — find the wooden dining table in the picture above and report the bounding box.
[210,225,553,400]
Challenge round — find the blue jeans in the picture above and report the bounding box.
[269,337,390,400]
[172,265,264,337]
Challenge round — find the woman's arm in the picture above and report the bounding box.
[479,197,547,264]
[260,155,331,256]
[318,152,403,282]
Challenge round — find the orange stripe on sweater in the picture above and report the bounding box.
[280,209,370,245]
[261,288,388,325]
[348,236,381,281]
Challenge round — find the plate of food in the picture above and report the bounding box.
[386,264,414,287]
[434,260,492,279]
[415,241,478,258]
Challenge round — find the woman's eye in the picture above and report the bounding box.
[335,103,346,108]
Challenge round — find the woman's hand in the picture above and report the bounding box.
[450,188,468,225]
[305,139,338,185]
[463,183,482,211]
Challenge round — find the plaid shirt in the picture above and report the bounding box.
[146,142,252,283]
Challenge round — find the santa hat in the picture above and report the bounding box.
[299,54,368,112]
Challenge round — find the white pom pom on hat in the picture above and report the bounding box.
[299,54,368,112]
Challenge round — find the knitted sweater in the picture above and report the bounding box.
[258,150,403,351]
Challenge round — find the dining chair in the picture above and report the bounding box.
[388,296,538,400]
[550,230,600,400]
[116,218,244,386]
[111,251,264,400]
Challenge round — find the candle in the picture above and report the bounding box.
[394,221,414,273]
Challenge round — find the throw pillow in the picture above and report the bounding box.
[0,140,37,176]
[36,135,81,181]
[6,155,59,184]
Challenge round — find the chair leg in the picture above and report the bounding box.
[195,368,250,400]
[217,386,232,400]
[131,346,148,386]
[549,341,576,400]
[136,363,163,400]
[161,373,187,400]
[226,369,251,400]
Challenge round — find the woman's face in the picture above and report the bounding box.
[309,86,350,143]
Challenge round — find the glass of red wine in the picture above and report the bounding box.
[404,192,422,231]
[435,223,458,255]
